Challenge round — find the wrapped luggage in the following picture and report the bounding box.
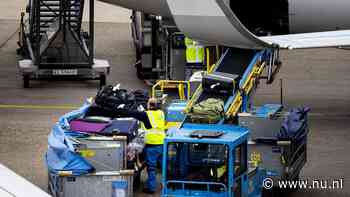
[186,98,225,124]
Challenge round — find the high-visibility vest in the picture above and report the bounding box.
[185,37,204,64]
[141,110,166,145]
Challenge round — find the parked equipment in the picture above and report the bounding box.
[17,0,110,88]
[131,11,193,81]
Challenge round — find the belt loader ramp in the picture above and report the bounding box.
[161,47,308,196]
[17,0,110,88]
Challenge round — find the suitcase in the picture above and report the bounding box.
[71,136,127,172]
[102,118,139,142]
[69,119,111,133]
[48,170,134,197]
[202,72,240,95]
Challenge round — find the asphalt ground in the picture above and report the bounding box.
[0,15,349,197]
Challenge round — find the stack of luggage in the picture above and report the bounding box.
[46,85,149,197]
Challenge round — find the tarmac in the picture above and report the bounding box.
[0,2,350,197]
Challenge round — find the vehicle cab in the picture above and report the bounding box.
[162,124,264,197]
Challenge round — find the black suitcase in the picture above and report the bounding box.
[102,118,139,142]
[202,72,240,95]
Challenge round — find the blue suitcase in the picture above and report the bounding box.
[102,118,139,142]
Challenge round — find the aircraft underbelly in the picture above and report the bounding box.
[166,0,271,49]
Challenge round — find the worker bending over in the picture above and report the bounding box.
[118,98,166,194]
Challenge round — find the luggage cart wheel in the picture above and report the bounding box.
[99,74,106,88]
[23,75,30,88]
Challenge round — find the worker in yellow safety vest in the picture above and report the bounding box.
[141,98,165,194]
[112,97,165,194]
[185,37,205,80]
[122,97,163,194]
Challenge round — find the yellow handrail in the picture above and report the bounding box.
[184,85,202,113]
[225,91,243,118]
[151,80,191,100]
[226,62,266,118]
[241,62,265,94]
[206,48,210,72]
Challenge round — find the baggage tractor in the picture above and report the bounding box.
[202,72,240,95]
[71,136,127,172]
[48,170,134,197]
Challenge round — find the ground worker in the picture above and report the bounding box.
[116,97,166,194]
[141,98,166,194]
[184,37,205,80]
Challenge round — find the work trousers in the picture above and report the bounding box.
[144,144,163,192]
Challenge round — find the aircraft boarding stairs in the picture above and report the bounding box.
[18,0,110,88]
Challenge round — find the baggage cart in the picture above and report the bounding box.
[48,170,134,197]
[239,105,308,183]
[70,136,127,172]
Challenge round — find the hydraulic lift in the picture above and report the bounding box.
[17,0,110,88]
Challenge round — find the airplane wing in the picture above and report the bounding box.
[0,164,51,197]
[166,0,350,49]
[261,30,350,49]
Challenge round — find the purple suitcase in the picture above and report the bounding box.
[70,119,111,133]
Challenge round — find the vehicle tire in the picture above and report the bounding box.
[23,75,30,88]
[99,74,106,88]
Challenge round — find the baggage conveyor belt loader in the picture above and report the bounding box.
[17,0,110,88]
[157,47,309,196]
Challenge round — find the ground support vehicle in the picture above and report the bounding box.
[161,47,308,196]
[18,0,110,87]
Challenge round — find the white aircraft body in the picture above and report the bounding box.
[99,0,350,49]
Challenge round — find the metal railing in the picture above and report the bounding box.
[152,80,191,100]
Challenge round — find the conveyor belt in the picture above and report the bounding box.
[194,48,256,105]
[183,48,263,124]
[214,48,256,75]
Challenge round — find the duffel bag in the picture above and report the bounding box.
[187,98,224,123]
